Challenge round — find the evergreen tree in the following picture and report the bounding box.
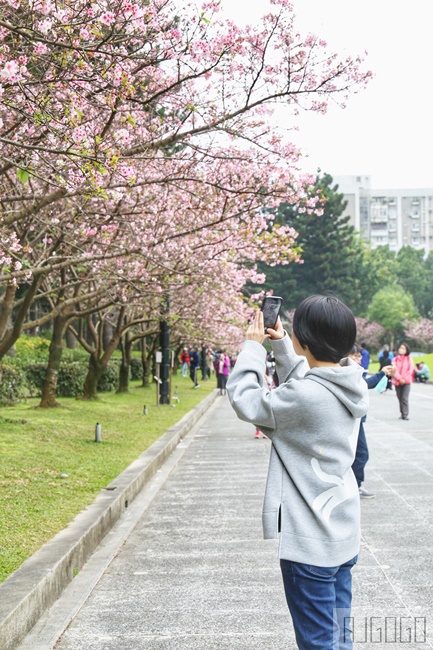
[254,173,367,311]
[423,252,433,318]
[361,245,398,297]
[396,246,429,317]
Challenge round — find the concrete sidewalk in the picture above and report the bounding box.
[17,385,433,649]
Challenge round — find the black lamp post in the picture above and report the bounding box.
[159,295,170,404]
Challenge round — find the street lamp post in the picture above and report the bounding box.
[159,295,170,405]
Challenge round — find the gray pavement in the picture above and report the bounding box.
[18,383,433,649]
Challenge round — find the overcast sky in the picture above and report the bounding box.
[219,0,433,190]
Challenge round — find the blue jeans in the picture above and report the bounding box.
[352,421,368,487]
[280,555,358,650]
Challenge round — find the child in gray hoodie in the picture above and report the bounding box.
[227,295,368,650]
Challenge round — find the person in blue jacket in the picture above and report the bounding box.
[360,342,370,370]
[349,344,394,498]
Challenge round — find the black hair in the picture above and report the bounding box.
[398,342,411,356]
[293,294,356,363]
[349,344,361,355]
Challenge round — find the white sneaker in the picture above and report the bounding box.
[359,486,375,499]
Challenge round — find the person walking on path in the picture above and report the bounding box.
[227,295,368,650]
[189,346,200,388]
[349,344,394,499]
[216,351,230,396]
[392,342,415,420]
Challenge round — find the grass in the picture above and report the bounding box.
[369,352,433,374]
[0,375,215,584]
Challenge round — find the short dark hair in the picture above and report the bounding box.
[398,342,411,356]
[293,295,356,362]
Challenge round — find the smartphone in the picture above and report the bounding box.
[261,296,283,330]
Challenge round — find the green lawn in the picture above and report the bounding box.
[0,375,216,584]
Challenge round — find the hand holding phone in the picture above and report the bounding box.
[261,296,283,330]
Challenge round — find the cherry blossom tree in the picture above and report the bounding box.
[404,318,433,352]
[0,0,371,383]
[354,317,386,353]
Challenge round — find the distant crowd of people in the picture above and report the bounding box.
[179,346,237,394]
[355,341,430,419]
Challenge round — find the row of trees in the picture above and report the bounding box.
[253,173,433,350]
[0,0,371,405]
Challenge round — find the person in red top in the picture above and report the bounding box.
[392,342,415,420]
[180,348,190,377]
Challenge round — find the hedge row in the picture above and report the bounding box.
[0,358,144,405]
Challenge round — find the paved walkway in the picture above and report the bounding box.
[19,383,433,649]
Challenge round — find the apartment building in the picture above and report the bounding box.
[333,175,433,254]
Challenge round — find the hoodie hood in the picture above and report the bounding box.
[305,357,368,419]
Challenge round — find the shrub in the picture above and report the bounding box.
[0,364,26,405]
[97,361,119,392]
[25,363,49,397]
[57,363,89,397]
[130,357,143,381]
[14,335,50,364]
[24,360,119,398]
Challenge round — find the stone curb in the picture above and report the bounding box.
[0,389,219,650]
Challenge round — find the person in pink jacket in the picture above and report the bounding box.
[216,352,231,396]
[392,342,415,420]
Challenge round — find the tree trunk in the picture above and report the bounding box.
[102,320,114,351]
[81,355,103,400]
[117,334,132,393]
[81,313,124,399]
[39,315,67,407]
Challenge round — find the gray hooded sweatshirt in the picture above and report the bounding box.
[227,335,369,567]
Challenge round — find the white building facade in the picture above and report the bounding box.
[334,175,433,255]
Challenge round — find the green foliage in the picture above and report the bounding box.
[14,335,51,364]
[368,284,419,346]
[130,357,143,380]
[25,362,88,398]
[362,246,433,320]
[252,173,367,311]
[16,168,29,184]
[396,246,429,316]
[361,246,398,298]
[0,365,27,405]
[25,361,120,397]
[424,252,433,318]
[97,361,119,392]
